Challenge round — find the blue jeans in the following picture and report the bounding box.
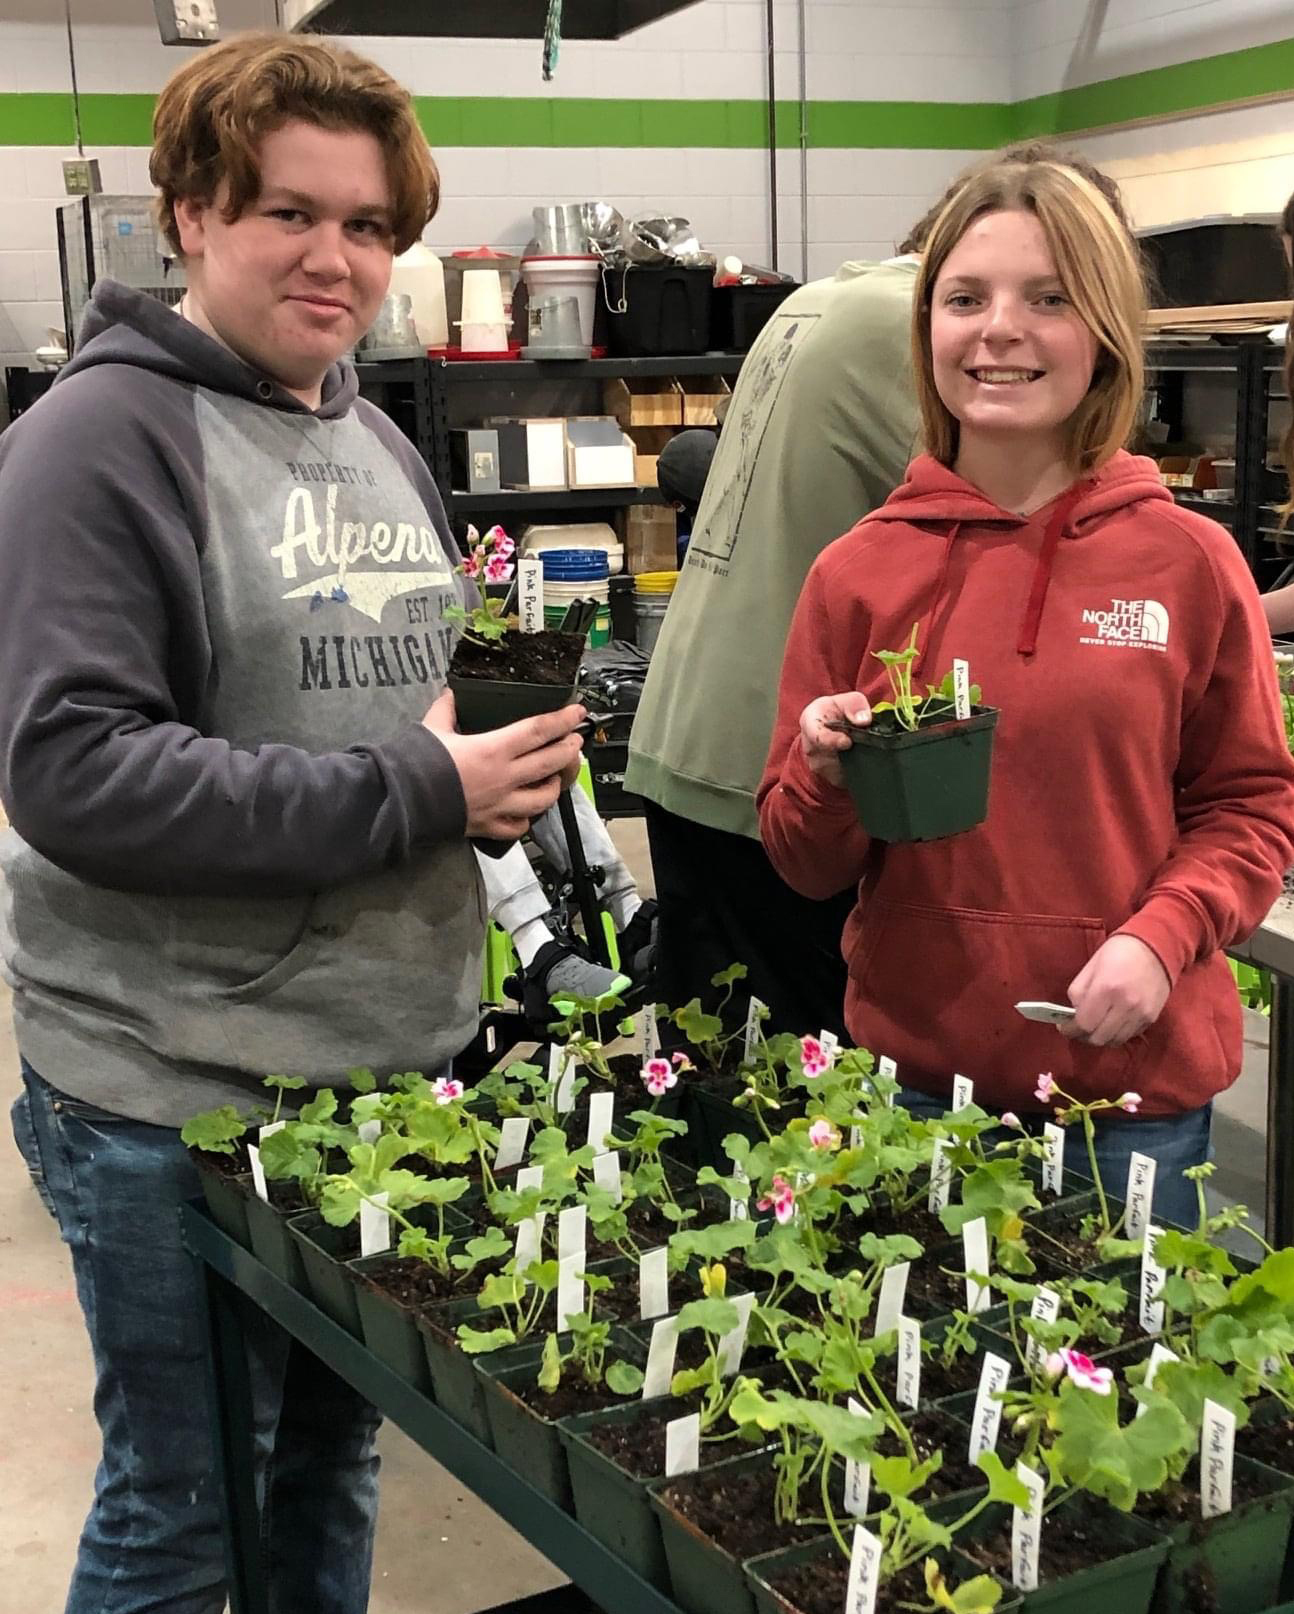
[20,1062,382,1614]
[896,1084,1213,1230]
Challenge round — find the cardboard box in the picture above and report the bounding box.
[625,424,674,488]
[621,503,678,574]
[565,417,636,488]
[679,375,731,426]
[604,376,683,428]
[493,418,568,489]
[449,428,500,493]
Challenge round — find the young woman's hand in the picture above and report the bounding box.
[798,694,873,788]
[1061,934,1171,1047]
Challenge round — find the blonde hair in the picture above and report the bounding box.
[150,31,439,257]
[912,160,1145,474]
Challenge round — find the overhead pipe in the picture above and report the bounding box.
[797,0,808,282]
[765,0,778,270]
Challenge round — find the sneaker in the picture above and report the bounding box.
[522,939,631,1019]
[616,899,658,980]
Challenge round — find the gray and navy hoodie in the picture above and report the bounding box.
[0,279,483,1126]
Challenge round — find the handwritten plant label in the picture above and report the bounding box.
[717,1291,757,1377]
[820,1030,841,1063]
[969,1352,1013,1461]
[665,1412,700,1477]
[952,658,971,721]
[1011,1462,1046,1592]
[844,1397,872,1519]
[1136,1343,1180,1419]
[1125,1151,1157,1242]
[494,1116,530,1171]
[592,1149,623,1204]
[1140,1224,1166,1335]
[586,1090,615,1154]
[952,1074,974,1112]
[963,1216,992,1314]
[1026,1288,1061,1372]
[1201,1399,1235,1518]
[873,1262,910,1337]
[639,1246,669,1320]
[845,1524,884,1614]
[1042,1122,1065,1197]
[897,1316,922,1409]
[643,1315,680,1400]
[877,1054,898,1105]
[849,1123,864,1150]
[642,1002,661,1062]
[359,1189,391,1257]
[928,1139,952,1213]
[732,1158,750,1222]
[518,555,542,632]
[743,996,767,1063]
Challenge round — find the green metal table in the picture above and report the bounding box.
[181,1202,683,1614]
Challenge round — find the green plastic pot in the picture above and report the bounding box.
[745,1533,1022,1614]
[193,1156,253,1248]
[1148,1456,1294,1614]
[245,1189,309,1292]
[476,1329,647,1512]
[650,1449,784,1614]
[418,1296,540,1446]
[447,667,579,735]
[560,1396,682,1590]
[837,707,999,842]
[351,1254,442,1396]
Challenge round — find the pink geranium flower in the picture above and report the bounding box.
[483,554,514,584]
[671,1052,694,1070]
[432,1076,464,1106]
[1050,1347,1113,1396]
[642,1057,677,1098]
[1118,1092,1142,1114]
[808,1119,839,1150]
[1000,1111,1022,1129]
[1034,1072,1055,1104]
[757,1174,797,1224]
[461,551,482,579]
[491,531,516,560]
[800,1035,834,1079]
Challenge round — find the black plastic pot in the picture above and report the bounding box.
[419,1295,540,1446]
[650,1449,781,1614]
[447,671,579,735]
[1148,1455,1294,1614]
[352,1254,438,1396]
[745,1534,1022,1614]
[684,1083,759,1171]
[838,707,999,843]
[193,1157,253,1248]
[561,1396,680,1590]
[245,1190,309,1291]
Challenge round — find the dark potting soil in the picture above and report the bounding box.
[501,1368,638,1422]
[1027,1209,1137,1274]
[1240,1412,1294,1475]
[1136,1456,1268,1527]
[360,1253,509,1312]
[877,1409,987,1498]
[842,1200,951,1251]
[267,1179,310,1215]
[194,1142,252,1176]
[759,1553,948,1614]
[916,1347,993,1404]
[581,1405,741,1479]
[904,1261,976,1322]
[449,629,583,687]
[961,1507,1127,1583]
[658,1457,830,1560]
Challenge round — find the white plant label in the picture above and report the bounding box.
[844,1397,872,1520]
[1042,1122,1065,1197]
[820,1029,841,1062]
[1026,1288,1061,1372]
[556,1252,584,1334]
[485,1023,497,1054]
[897,1316,922,1410]
[642,1002,661,1062]
[592,1149,623,1204]
[845,1524,883,1614]
[1125,1151,1157,1243]
[642,1315,680,1400]
[665,1412,700,1477]
[586,1090,615,1154]
[743,996,767,1063]
[969,1351,1013,1462]
[357,1118,381,1145]
[558,1204,587,1264]
[359,1190,391,1257]
[494,1117,530,1171]
[952,658,971,721]
[1140,1223,1166,1335]
[639,1246,670,1321]
[849,1123,864,1150]
[873,1262,910,1337]
[550,1044,578,1114]
[259,1120,286,1144]
[1201,1398,1236,1519]
[928,1139,952,1213]
[963,1216,992,1314]
[514,1211,546,1273]
[952,1074,974,1112]
[717,1290,757,1377]
[518,555,542,633]
[877,1054,898,1104]
[1136,1343,1180,1419]
[248,1142,269,1203]
[732,1158,750,1222]
[1011,1462,1046,1592]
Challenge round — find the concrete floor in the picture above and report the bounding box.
[0,812,1272,1612]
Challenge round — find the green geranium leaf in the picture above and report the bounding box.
[180,1106,248,1153]
[605,1360,645,1396]
[975,1450,1031,1510]
[263,1074,307,1092]
[925,1560,1003,1614]
[346,1067,378,1094]
[676,1297,740,1337]
[457,1324,517,1355]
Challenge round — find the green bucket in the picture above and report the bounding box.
[544,602,610,646]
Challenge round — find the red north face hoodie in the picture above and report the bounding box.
[757,450,1294,1117]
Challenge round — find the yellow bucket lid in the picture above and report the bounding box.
[634,570,679,594]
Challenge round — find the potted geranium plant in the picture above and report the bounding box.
[831,624,999,842]
[445,523,586,731]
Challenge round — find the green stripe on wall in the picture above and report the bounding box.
[0,34,1292,150]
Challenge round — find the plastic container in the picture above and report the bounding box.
[838,708,1000,842]
[712,282,799,351]
[388,242,448,348]
[521,255,602,346]
[523,521,623,576]
[442,248,522,341]
[540,548,610,582]
[604,265,713,357]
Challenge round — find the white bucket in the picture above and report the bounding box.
[458,320,509,353]
[521,255,601,346]
[460,268,507,326]
[388,242,448,348]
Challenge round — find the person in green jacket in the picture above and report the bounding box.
[626,143,1133,1039]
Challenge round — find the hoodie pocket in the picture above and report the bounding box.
[849,897,1139,1105]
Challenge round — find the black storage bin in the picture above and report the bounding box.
[603,265,713,356]
[712,282,800,351]
[1140,219,1289,308]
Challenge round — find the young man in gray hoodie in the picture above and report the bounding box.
[0,32,583,1613]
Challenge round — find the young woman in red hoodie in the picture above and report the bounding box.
[757,158,1294,1227]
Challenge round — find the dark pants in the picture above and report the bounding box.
[644,799,855,1040]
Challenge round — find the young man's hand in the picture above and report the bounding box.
[797,693,872,789]
[1061,934,1171,1047]
[423,692,586,840]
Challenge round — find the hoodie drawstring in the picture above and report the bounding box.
[1016,484,1090,656]
[914,523,960,681]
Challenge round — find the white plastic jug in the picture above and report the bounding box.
[387,242,448,348]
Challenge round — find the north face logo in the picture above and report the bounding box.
[1078,598,1170,652]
